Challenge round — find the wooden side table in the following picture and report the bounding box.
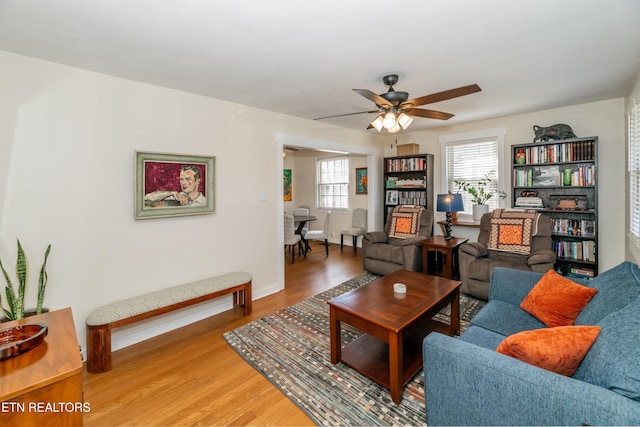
[0,308,83,426]
[421,236,469,279]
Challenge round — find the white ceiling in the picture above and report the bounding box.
[1,0,639,133]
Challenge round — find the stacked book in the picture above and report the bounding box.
[515,196,544,209]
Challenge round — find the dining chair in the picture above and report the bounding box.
[304,211,331,256]
[340,208,367,252]
[284,214,303,263]
[293,207,310,236]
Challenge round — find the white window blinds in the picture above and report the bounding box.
[445,139,501,215]
[629,103,640,245]
[317,157,349,209]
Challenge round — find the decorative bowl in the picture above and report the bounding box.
[0,323,48,361]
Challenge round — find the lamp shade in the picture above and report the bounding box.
[437,193,464,212]
[370,115,384,132]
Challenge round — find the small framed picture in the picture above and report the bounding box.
[355,168,368,194]
[135,151,215,219]
[386,190,399,205]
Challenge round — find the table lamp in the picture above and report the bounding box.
[437,193,464,240]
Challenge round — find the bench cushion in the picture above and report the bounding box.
[86,272,251,326]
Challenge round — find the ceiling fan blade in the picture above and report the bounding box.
[401,84,481,108]
[314,110,379,120]
[352,89,393,108]
[405,108,455,120]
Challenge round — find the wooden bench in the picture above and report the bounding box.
[86,272,251,373]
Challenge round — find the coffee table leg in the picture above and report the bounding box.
[451,288,460,336]
[389,331,403,404]
[329,306,341,364]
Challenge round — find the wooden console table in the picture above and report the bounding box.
[0,308,84,426]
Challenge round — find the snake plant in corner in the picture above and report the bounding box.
[0,239,52,321]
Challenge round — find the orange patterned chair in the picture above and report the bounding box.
[459,210,556,300]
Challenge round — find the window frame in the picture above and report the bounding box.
[316,155,350,210]
[440,127,507,219]
[629,103,640,251]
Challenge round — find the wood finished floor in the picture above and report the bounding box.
[83,241,365,426]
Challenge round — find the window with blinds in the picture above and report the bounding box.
[629,103,640,246]
[445,139,501,216]
[317,157,349,209]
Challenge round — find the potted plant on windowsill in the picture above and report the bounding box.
[454,170,506,223]
[1,239,52,321]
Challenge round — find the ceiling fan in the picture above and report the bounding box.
[314,74,481,133]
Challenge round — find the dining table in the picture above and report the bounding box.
[293,214,317,255]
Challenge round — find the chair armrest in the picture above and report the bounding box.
[363,231,388,244]
[395,236,426,246]
[527,249,557,265]
[423,333,640,426]
[459,242,489,258]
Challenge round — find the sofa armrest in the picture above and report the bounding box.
[423,333,640,426]
[363,231,388,244]
[459,242,489,258]
[527,249,557,266]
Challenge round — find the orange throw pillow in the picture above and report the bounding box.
[496,326,601,376]
[520,270,597,327]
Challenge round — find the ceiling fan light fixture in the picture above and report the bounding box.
[387,123,402,133]
[382,111,397,129]
[370,115,384,132]
[397,112,414,129]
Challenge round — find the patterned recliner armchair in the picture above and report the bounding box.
[362,207,433,275]
[459,211,556,300]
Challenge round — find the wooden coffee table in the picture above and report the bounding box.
[327,269,460,404]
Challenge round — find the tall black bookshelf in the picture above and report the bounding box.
[383,153,434,225]
[511,136,598,278]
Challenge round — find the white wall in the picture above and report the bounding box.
[386,99,627,272]
[0,51,377,356]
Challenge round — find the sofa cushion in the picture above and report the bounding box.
[572,296,640,401]
[520,270,597,327]
[471,300,545,337]
[576,261,640,325]
[496,325,601,376]
[460,325,506,350]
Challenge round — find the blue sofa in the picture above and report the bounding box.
[423,262,640,426]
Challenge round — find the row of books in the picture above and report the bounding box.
[385,190,426,206]
[512,164,595,187]
[385,157,427,172]
[514,140,595,164]
[552,219,596,237]
[554,240,596,262]
[385,177,426,188]
[566,165,596,186]
[515,196,544,208]
[566,266,596,280]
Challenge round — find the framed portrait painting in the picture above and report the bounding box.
[135,151,215,219]
[355,167,368,194]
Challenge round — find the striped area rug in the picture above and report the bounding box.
[223,273,485,426]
